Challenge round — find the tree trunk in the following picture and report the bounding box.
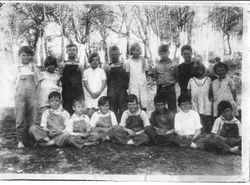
[143,41,148,59]
[126,31,130,59]
[226,33,231,55]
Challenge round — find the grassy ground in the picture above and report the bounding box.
[0,107,241,176]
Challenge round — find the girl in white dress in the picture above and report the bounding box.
[126,43,148,111]
[187,61,213,133]
[83,53,107,118]
[38,56,61,113]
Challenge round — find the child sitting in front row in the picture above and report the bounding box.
[65,98,98,148]
[29,91,71,147]
[174,93,202,147]
[145,95,176,145]
[88,96,118,142]
[109,94,150,146]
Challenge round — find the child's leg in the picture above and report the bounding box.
[28,125,49,142]
[144,126,158,144]
[133,132,150,146]
[108,126,130,145]
[118,90,128,122]
[27,91,38,127]
[109,88,119,121]
[165,86,177,113]
[200,114,213,134]
[14,93,26,146]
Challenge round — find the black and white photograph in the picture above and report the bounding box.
[0,0,249,182]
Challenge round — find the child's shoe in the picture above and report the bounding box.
[190,142,198,148]
[127,139,134,145]
[17,141,25,148]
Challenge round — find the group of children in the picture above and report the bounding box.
[13,43,241,155]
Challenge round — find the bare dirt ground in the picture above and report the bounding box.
[0,107,241,176]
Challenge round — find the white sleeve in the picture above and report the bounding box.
[110,111,118,126]
[65,119,73,135]
[62,111,70,126]
[140,111,150,127]
[194,111,202,130]
[125,60,130,72]
[83,69,88,81]
[211,118,221,134]
[187,78,192,90]
[90,112,98,127]
[40,110,49,128]
[120,111,129,127]
[174,113,182,135]
[101,69,107,80]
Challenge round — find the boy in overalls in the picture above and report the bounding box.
[15,46,38,148]
[109,94,150,146]
[105,46,129,122]
[59,43,85,115]
[29,91,71,147]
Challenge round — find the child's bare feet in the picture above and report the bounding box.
[17,141,25,148]
[40,140,55,146]
[229,146,239,153]
[127,139,134,145]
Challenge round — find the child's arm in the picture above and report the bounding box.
[209,81,213,102]
[40,110,49,131]
[229,77,237,102]
[192,128,201,141]
[95,79,107,98]
[140,111,151,132]
[110,112,118,126]
[84,80,97,99]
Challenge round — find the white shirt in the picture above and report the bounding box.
[90,110,118,127]
[40,106,70,128]
[174,109,202,136]
[65,113,91,135]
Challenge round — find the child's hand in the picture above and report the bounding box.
[156,128,166,135]
[127,129,136,137]
[48,130,57,137]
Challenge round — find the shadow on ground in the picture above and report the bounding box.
[0,108,241,176]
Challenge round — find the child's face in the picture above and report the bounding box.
[49,97,61,110]
[73,102,85,116]
[155,102,166,113]
[99,102,110,114]
[128,100,139,113]
[132,46,141,58]
[20,52,33,65]
[67,46,77,59]
[216,67,227,79]
[46,64,56,73]
[181,50,192,62]
[90,56,100,69]
[159,51,169,60]
[222,108,234,120]
[110,50,120,62]
[179,101,191,113]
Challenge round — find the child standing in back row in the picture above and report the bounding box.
[105,46,129,121]
[126,43,148,112]
[14,46,39,148]
[153,44,178,113]
[59,43,85,115]
[212,62,238,118]
[38,56,61,113]
[187,61,213,133]
[84,53,107,118]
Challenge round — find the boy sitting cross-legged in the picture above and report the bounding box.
[109,94,150,146]
[29,91,71,147]
[145,95,176,145]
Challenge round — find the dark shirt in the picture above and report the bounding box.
[177,62,194,94]
[150,108,175,131]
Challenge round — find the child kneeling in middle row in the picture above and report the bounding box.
[109,94,150,146]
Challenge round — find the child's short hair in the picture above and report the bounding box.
[109,46,120,55]
[18,46,34,56]
[48,91,61,100]
[178,93,191,106]
[217,101,233,116]
[214,57,221,63]
[213,62,228,73]
[158,44,169,53]
[66,43,78,50]
[130,43,142,55]
[88,53,100,63]
[98,96,110,106]
[72,98,85,107]
[181,45,192,54]
[127,94,138,103]
[154,95,166,104]
[44,56,57,68]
